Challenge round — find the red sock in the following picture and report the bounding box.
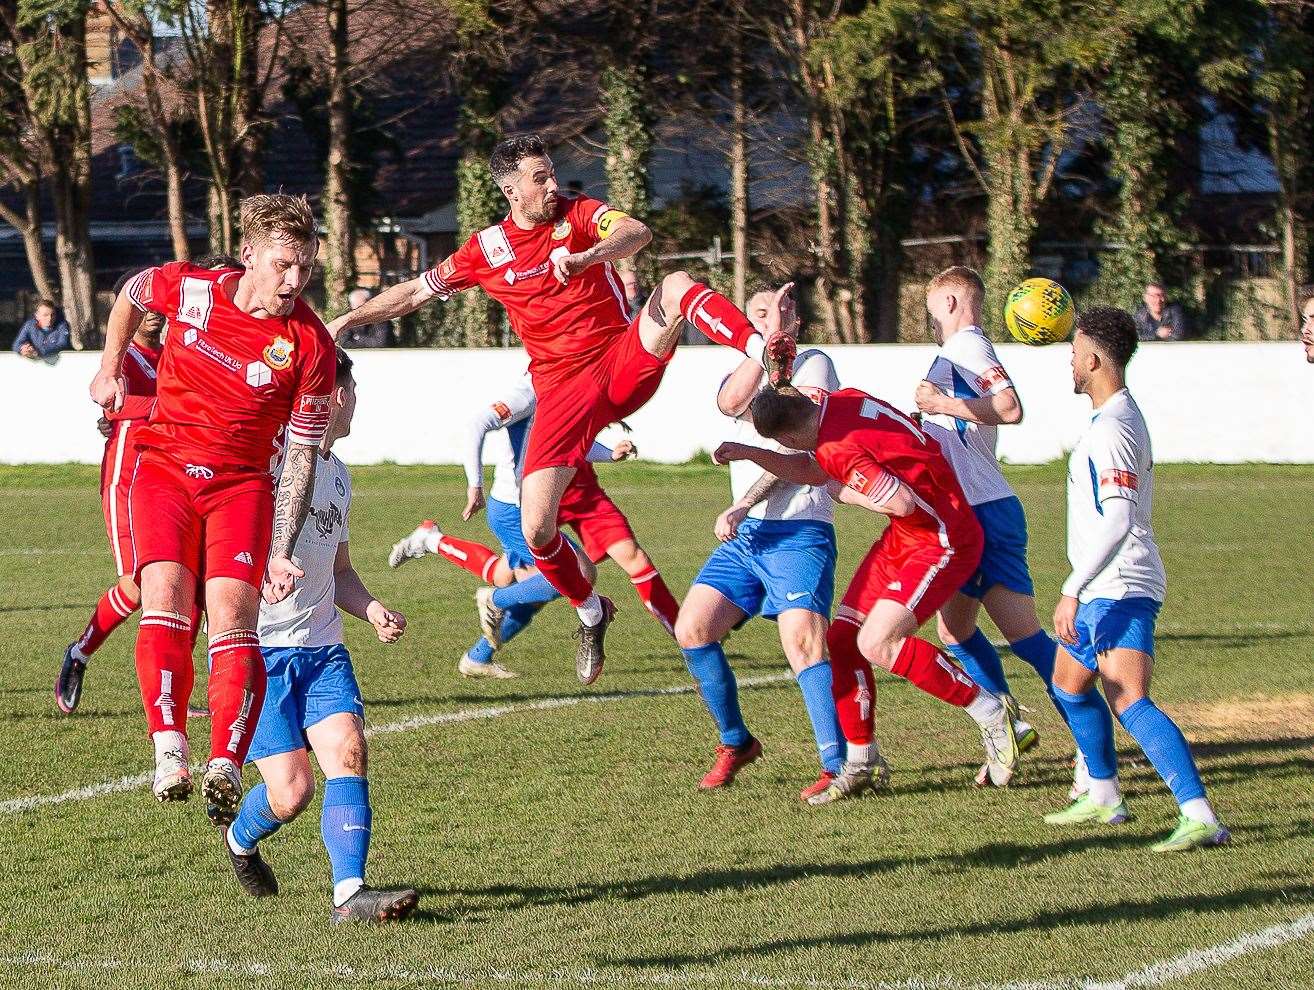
[135,611,195,738]
[630,567,678,636]
[891,637,980,708]
[826,618,877,746]
[529,531,594,607]
[679,283,761,353]
[207,630,267,763]
[76,585,138,659]
[432,530,500,582]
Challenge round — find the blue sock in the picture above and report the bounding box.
[492,574,559,609]
[1118,697,1206,806]
[682,643,749,747]
[230,781,284,850]
[796,662,845,774]
[1054,686,1118,780]
[321,776,371,887]
[1008,630,1069,723]
[945,628,1010,697]
[467,637,496,664]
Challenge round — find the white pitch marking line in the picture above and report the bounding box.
[0,674,795,817]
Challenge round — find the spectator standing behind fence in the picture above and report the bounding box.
[1134,282,1188,341]
[340,289,391,347]
[12,300,71,359]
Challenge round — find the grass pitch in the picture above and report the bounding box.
[1,462,1311,990]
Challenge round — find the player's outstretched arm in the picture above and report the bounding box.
[713,442,828,486]
[717,358,767,418]
[915,381,1023,426]
[715,469,782,542]
[552,217,652,284]
[826,479,915,518]
[334,541,406,642]
[90,288,146,411]
[263,442,317,604]
[325,276,436,342]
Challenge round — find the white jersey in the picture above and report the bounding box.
[1065,389,1167,603]
[729,349,839,523]
[259,452,352,648]
[922,326,1016,506]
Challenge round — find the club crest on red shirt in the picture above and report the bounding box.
[263,336,295,371]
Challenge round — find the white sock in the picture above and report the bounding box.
[152,730,188,761]
[576,593,604,627]
[226,826,255,857]
[421,528,443,554]
[333,877,364,907]
[70,644,89,663]
[965,691,1003,725]
[1088,776,1122,807]
[847,742,874,765]
[745,334,765,363]
[1071,749,1091,794]
[1180,797,1218,825]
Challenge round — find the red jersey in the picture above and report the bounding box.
[125,262,335,473]
[423,195,632,386]
[106,338,162,425]
[814,389,977,547]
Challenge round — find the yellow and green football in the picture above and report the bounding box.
[1004,277,1075,345]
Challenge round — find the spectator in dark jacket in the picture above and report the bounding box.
[1134,282,1188,341]
[13,300,71,358]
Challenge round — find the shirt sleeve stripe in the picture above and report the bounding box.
[423,268,457,299]
[125,269,154,312]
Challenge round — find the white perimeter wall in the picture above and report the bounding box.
[3,342,1311,466]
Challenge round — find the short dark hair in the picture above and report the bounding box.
[34,298,56,312]
[195,253,242,270]
[490,133,549,186]
[112,268,149,295]
[750,386,815,441]
[335,346,354,385]
[1145,281,1165,291]
[1077,306,1138,369]
[1298,284,1314,311]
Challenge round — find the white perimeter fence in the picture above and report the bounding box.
[3,342,1311,466]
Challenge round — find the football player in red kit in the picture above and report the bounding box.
[327,133,795,685]
[714,384,1021,804]
[89,196,335,825]
[58,257,241,715]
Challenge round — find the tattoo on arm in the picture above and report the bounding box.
[739,470,781,509]
[270,443,317,557]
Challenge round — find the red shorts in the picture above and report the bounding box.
[524,315,672,475]
[129,452,274,589]
[101,420,143,578]
[558,470,637,563]
[838,523,983,627]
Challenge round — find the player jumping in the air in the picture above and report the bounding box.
[389,372,679,679]
[674,286,847,800]
[913,266,1091,785]
[224,349,419,922]
[57,257,241,715]
[90,195,336,824]
[328,133,796,684]
[1043,307,1229,852]
[715,385,1019,804]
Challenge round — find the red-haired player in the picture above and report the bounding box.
[89,196,336,825]
[714,385,1020,804]
[328,133,795,685]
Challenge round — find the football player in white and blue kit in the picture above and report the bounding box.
[674,287,846,801]
[1044,307,1228,852]
[914,266,1079,783]
[223,349,421,920]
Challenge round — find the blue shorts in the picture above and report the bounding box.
[246,645,364,762]
[959,496,1035,599]
[1061,597,1161,671]
[694,518,836,621]
[487,497,535,570]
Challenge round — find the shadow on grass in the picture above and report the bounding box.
[604,879,1314,970]
[0,602,95,613]
[1156,629,1314,647]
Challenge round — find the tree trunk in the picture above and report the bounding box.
[453,75,502,347]
[321,0,355,318]
[978,60,1034,315]
[1268,109,1309,320]
[728,23,748,309]
[602,63,655,287]
[0,179,56,300]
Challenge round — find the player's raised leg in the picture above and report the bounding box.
[602,539,679,637]
[674,585,763,789]
[58,575,140,714]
